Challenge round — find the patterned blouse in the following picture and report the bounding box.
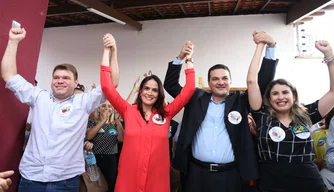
[87,118,118,155]
[252,100,322,163]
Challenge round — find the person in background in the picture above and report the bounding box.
[100,34,195,192]
[73,83,95,151]
[313,118,328,170]
[74,83,85,94]
[248,32,334,191]
[86,101,124,192]
[126,76,140,104]
[313,109,334,192]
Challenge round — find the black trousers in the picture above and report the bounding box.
[184,161,241,192]
[259,162,326,192]
[95,154,118,192]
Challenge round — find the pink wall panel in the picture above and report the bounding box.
[0,1,48,191]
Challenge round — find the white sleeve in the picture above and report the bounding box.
[6,74,44,107]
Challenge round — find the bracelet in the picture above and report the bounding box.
[323,55,334,64]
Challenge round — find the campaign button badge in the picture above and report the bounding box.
[59,104,72,117]
[269,126,286,142]
[292,125,310,139]
[152,114,166,125]
[228,111,242,125]
[108,128,118,136]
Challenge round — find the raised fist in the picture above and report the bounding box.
[315,40,333,58]
[103,33,116,51]
[253,31,275,47]
[178,41,194,60]
[9,28,26,43]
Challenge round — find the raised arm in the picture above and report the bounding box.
[166,43,195,117]
[255,31,278,96]
[115,112,124,142]
[164,41,193,98]
[1,28,26,83]
[247,46,265,110]
[126,76,140,104]
[315,41,334,117]
[247,31,270,110]
[101,34,128,117]
[103,34,120,88]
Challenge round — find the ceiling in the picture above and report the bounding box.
[46,0,334,30]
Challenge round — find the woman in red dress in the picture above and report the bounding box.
[100,34,195,192]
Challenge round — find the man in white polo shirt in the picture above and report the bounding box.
[1,27,119,192]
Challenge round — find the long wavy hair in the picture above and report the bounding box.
[263,79,312,128]
[135,75,166,120]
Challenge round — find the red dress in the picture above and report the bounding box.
[100,65,195,192]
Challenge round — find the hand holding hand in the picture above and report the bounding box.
[0,170,14,191]
[253,31,275,47]
[103,33,117,51]
[178,41,194,60]
[9,28,26,43]
[315,40,333,58]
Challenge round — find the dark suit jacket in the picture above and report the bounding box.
[163,57,278,181]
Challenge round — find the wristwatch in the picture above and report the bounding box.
[185,58,194,63]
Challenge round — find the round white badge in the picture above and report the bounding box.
[152,114,166,125]
[59,103,73,117]
[98,128,105,133]
[292,125,311,139]
[269,126,286,142]
[228,111,242,125]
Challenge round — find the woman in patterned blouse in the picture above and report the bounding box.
[247,32,334,191]
[86,100,124,192]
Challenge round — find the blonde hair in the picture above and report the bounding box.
[94,104,116,125]
[263,79,312,128]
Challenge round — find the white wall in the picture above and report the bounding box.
[36,14,330,120]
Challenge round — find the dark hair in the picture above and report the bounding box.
[75,83,85,92]
[135,75,166,120]
[207,64,231,81]
[263,79,312,127]
[52,63,78,80]
[34,79,38,85]
[325,107,334,129]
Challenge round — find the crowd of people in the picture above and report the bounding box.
[2,25,334,192]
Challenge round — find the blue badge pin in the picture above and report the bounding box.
[292,125,310,139]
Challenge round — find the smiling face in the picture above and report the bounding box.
[98,101,113,117]
[208,68,232,100]
[269,84,296,114]
[51,69,78,101]
[140,79,159,107]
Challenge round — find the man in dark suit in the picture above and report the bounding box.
[164,31,278,192]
